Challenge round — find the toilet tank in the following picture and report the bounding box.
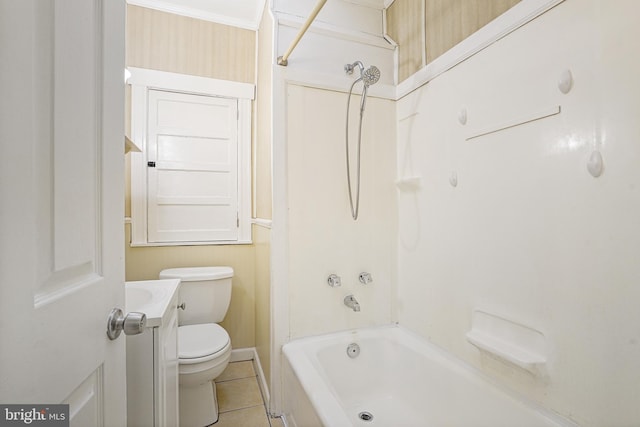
[159,266,233,326]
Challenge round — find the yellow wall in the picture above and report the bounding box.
[125,227,256,348]
[386,0,424,84]
[124,5,258,349]
[126,5,255,83]
[255,11,273,221]
[387,0,520,82]
[424,0,520,63]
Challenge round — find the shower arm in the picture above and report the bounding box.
[345,61,364,75]
[277,0,328,66]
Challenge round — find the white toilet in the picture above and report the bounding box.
[159,266,234,427]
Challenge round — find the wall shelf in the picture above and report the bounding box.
[466,310,547,374]
[395,176,422,191]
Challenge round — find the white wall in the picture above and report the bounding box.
[287,84,396,339]
[269,0,397,413]
[396,0,640,425]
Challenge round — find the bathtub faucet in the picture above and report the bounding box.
[344,295,360,312]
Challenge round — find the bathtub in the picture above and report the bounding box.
[282,325,575,427]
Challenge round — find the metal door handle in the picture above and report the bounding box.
[106,308,147,340]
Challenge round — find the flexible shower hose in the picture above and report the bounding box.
[345,79,367,220]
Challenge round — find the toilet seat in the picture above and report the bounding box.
[179,323,230,365]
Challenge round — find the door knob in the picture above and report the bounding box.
[106,308,147,340]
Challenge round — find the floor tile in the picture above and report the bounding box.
[215,405,270,427]
[269,415,286,427]
[216,360,255,382]
[217,377,264,412]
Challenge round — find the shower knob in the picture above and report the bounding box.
[327,274,342,287]
[358,272,373,285]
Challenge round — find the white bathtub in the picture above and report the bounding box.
[282,325,576,427]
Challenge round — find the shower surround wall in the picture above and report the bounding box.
[286,85,396,339]
[395,1,640,425]
[269,0,397,414]
[271,1,396,337]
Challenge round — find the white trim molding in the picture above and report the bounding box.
[127,67,255,100]
[128,67,255,246]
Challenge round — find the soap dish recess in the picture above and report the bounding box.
[395,176,421,191]
[466,310,546,374]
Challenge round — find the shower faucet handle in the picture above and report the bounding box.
[327,274,342,287]
[358,272,373,285]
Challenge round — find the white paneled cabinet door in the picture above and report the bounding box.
[147,90,239,243]
[0,1,126,426]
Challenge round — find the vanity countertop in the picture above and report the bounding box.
[125,279,180,328]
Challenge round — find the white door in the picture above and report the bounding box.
[0,1,126,426]
[147,90,239,243]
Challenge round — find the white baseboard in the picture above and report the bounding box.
[230,347,255,362]
[252,350,271,411]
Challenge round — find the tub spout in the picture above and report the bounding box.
[344,295,360,312]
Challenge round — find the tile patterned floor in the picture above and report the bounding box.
[213,361,285,427]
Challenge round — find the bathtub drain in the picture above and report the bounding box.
[346,343,360,358]
[358,411,374,422]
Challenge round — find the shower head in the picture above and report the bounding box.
[362,65,380,87]
[345,61,381,87]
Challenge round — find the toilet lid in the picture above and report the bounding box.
[178,324,230,359]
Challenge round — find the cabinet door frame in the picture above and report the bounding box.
[128,67,254,246]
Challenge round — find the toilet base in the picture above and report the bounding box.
[179,381,219,427]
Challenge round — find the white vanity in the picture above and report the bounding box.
[125,279,181,427]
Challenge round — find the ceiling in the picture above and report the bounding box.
[126,0,267,30]
[127,0,389,30]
